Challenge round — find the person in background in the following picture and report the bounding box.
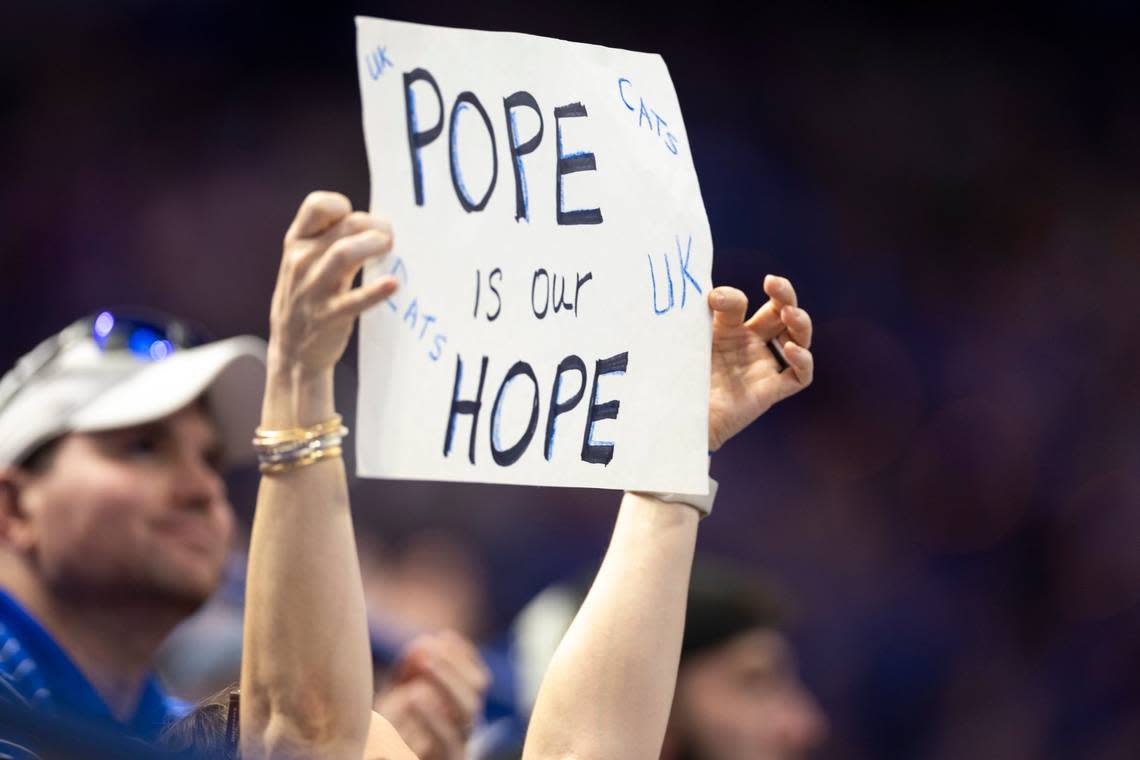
[0,294,488,754]
[506,560,827,760]
[662,563,827,760]
[0,310,265,741]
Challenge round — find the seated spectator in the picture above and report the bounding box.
[0,311,265,741]
[0,276,488,757]
[504,560,828,760]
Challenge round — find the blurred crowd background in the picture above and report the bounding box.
[2,2,1138,758]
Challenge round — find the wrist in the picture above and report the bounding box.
[631,477,718,518]
[262,353,336,428]
[630,457,717,518]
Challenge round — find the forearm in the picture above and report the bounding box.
[522,492,699,760]
[240,365,373,760]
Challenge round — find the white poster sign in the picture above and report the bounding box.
[355,16,712,493]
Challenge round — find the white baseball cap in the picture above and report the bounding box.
[0,311,267,468]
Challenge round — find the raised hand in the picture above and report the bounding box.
[707,275,814,451]
[268,191,397,376]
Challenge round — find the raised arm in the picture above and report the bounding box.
[240,191,402,760]
[522,276,814,760]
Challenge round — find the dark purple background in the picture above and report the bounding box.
[2,2,1139,757]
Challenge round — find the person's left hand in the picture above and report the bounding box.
[707,275,814,452]
[375,631,492,760]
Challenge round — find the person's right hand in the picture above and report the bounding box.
[267,191,398,377]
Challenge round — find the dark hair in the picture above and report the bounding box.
[680,560,787,658]
[156,686,239,760]
[18,436,61,473]
[568,559,787,660]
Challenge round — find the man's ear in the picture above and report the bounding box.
[0,467,37,552]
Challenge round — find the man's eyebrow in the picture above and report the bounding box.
[101,421,167,440]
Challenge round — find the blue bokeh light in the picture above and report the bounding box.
[148,339,175,360]
[92,311,115,346]
[127,326,163,359]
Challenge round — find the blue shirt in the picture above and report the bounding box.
[0,587,184,741]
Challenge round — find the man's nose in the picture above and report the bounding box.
[777,688,829,752]
[173,454,226,511]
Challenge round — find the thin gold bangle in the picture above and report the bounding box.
[254,414,344,444]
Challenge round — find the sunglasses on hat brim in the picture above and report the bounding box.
[0,310,211,414]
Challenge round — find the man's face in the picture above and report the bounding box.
[10,402,234,609]
[669,629,827,760]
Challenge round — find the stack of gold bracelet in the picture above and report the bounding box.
[253,414,348,474]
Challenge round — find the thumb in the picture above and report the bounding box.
[709,286,748,328]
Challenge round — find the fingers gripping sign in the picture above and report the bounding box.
[707,275,815,452]
[284,189,351,240]
[270,192,399,374]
